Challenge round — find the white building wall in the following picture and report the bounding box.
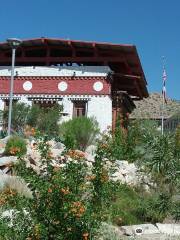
[19,96,32,106]
[58,95,112,132]
[0,100,4,131]
[0,99,4,111]
[59,97,73,124]
[87,96,112,132]
[0,96,112,132]
[0,66,110,77]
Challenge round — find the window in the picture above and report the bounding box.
[73,101,87,117]
[33,100,57,108]
[4,99,18,110]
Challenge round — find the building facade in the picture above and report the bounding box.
[0,38,148,131]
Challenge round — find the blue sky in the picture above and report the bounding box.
[0,0,179,99]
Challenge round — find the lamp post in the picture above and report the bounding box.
[7,38,22,136]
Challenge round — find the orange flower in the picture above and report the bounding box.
[85,175,96,181]
[48,188,52,193]
[70,201,86,217]
[53,166,60,172]
[31,127,35,136]
[67,150,85,159]
[0,197,6,206]
[79,206,85,214]
[83,232,89,240]
[9,146,21,155]
[47,151,53,158]
[100,143,108,149]
[60,187,70,195]
[4,188,17,197]
[100,169,109,182]
[53,220,60,225]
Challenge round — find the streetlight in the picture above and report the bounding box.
[6,38,22,136]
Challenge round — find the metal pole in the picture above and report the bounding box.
[161,91,164,135]
[161,56,166,135]
[7,48,16,136]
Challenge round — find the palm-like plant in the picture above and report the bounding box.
[140,134,180,195]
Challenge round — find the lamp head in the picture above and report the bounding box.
[6,38,22,49]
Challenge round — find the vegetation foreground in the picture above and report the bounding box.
[0,103,179,239]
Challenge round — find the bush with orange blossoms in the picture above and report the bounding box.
[5,135,27,157]
[24,125,36,137]
[0,135,115,239]
[67,149,86,160]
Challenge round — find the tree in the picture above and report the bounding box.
[3,102,62,138]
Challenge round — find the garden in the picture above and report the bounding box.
[0,102,179,239]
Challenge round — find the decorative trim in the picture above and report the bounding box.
[68,98,91,101]
[93,81,104,91]
[0,94,109,99]
[58,81,68,91]
[23,81,32,91]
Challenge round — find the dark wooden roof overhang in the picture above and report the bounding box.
[0,38,148,98]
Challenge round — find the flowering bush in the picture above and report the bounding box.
[24,125,36,138]
[0,135,115,239]
[5,136,27,157]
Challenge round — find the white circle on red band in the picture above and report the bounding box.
[93,81,103,91]
[58,81,68,91]
[23,81,32,91]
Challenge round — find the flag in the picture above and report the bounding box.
[162,67,167,103]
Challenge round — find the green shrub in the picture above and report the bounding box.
[105,184,142,225]
[139,134,180,195]
[2,103,63,138]
[136,192,172,223]
[0,135,115,239]
[104,183,173,225]
[171,201,180,222]
[102,119,159,163]
[3,102,30,134]
[59,116,99,151]
[175,124,180,154]
[5,136,27,157]
[0,130,7,139]
[27,104,62,138]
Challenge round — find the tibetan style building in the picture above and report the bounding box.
[0,38,148,131]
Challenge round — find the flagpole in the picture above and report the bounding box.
[161,56,166,135]
[161,88,164,135]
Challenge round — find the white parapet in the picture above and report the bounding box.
[0,66,111,77]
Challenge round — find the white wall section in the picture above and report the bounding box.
[0,66,111,77]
